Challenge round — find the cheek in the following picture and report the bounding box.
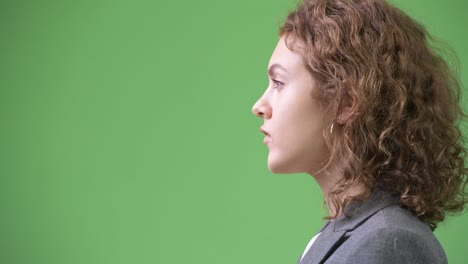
[268,110,329,173]
[273,113,309,145]
[273,92,326,142]
[281,107,327,149]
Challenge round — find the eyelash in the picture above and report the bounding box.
[272,79,284,89]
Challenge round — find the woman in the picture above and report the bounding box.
[252,0,467,263]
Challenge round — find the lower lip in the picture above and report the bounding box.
[263,135,271,145]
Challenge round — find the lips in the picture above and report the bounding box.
[260,126,270,136]
[260,126,271,145]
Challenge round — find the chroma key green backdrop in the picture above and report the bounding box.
[0,0,467,263]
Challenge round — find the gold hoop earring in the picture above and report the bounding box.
[330,123,334,134]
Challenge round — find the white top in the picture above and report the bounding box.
[300,232,322,261]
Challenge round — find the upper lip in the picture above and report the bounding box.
[260,126,270,136]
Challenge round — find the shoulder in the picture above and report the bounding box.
[331,205,447,264]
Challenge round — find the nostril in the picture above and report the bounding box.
[253,107,263,117]
[252,102,271,119]
[252,105,261,116]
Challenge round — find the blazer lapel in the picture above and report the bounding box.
[297,190,401,264]
[298,223,347,264]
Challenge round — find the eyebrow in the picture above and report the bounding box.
[268,63,288,77]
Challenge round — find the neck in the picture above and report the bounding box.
[310,168,365,216]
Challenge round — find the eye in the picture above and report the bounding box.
[272,79,284,90]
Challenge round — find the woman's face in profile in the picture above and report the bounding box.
[252,37,330,175]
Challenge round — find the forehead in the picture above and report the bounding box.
[268,37,305,72]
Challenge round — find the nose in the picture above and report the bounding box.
[252,94,272,119]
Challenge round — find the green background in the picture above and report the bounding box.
[1,0,466,263]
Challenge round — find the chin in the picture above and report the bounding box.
[267,157,297,174]
[268,166,286,174]
[267,152,311,174]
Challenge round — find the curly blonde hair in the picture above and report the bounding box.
[279,0,468,230]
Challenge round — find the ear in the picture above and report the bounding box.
[337,92,358,125]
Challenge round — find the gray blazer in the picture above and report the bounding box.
[298,191,447,264]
